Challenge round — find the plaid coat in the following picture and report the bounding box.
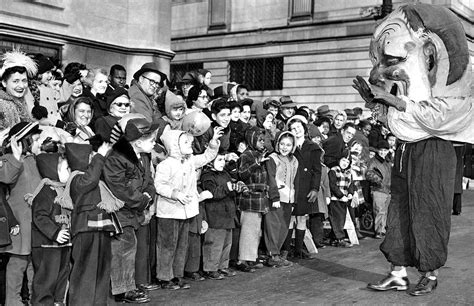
[328,166,353,201]
[237,127,277,213]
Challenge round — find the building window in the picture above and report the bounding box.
[170,62,203,84]
[290,0,313,20]
[229,57,283,91]
[208,0,226,30]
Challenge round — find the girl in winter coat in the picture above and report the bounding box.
[236,126,279,270]
[266,131,298,265]
[154,127,221,289]
[287,116,322,259]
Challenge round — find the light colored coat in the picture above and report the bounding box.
[154,129,218,219]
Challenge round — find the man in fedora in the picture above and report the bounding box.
[129,62,165,122]
[316,105,331,120]
[277,96,297,125]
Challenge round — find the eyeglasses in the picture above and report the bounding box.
[198,95,209,99]
[113,102,131,108]
[142,75,160,87]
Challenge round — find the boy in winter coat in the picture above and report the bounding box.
[66,142,117,306]
[30,153,71,305]
[328,154,354,248]
[201,152,247,279]
[103,118,157,303]
[366,139,392,239]
[154,127,221,289]
[237,126,279,270]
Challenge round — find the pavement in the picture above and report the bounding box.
[142,190,474,305]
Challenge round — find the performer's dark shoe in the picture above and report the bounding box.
[367,274,409,291]
[409,276,437,296]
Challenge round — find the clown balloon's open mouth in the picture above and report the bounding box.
[384,80,406,98]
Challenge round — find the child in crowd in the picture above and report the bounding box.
[328,154,354,248]
[161,90,186,130]
[366,140,392,239]
[201,152,246,278]
[386,133,397,165]
[236,126,279,270]
[103,118,157,303]
[228,100,248,154]
[66,142,118,306]
[256,110,276,153]
[30,153,71,305]
[154,127,221,289]
[0,122,42,306]
[266,131,298,266]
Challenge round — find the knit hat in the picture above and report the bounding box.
[106,87,129,110]
[36,153,60,181]
[164,90,186,117]
[65,143,92,172]
[279,96,297,108]
[33,54,55,75]
[123,118,159,142]
[4,122,42,147]
[0,50,38,79]
[182,111,211,137]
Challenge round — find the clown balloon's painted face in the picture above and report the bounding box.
[369,10,434,102]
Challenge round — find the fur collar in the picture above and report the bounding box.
[113,137,140,164]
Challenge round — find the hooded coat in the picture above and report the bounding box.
[155,129,218,219]
[267,131,298,204]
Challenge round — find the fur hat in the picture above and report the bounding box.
[33,54,55,75]
[0,50,38,79]
[65,143,92,172]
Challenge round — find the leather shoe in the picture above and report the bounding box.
[367,274,409,291]
[138,283,160,291]
[409,276,437,296]
[114,290,150,303]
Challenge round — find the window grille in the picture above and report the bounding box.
[170,62,203,84]
[228,57,283,91]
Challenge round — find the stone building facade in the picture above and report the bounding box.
[0,0,174,84]
[171,0,473,109]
